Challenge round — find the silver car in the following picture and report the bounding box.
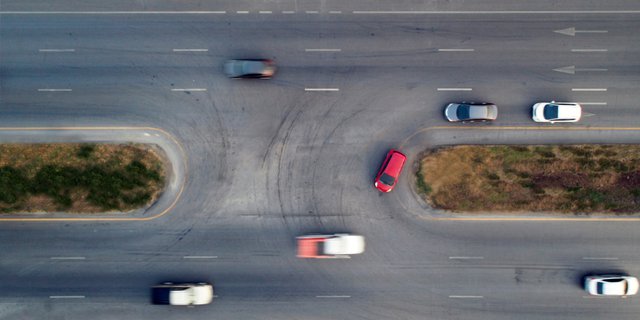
[224,59,276,79]
[444,102,498,122]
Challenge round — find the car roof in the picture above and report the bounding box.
[230,60,263,74]
[324,235,365,255]
[555,104,581,119]
[383,150,406,177]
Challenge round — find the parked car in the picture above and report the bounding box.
[444,102,498,122]
[374,149,406,192]
[151,282,214,305]
[297,234,365,258]
[224,59,276,79]
[532,101,581,123]
[584,275,639,296]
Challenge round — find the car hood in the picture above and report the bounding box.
[626,277,639,295]
[324,235,365,255]
[444,104,459,121]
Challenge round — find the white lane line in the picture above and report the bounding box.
[173,49,208,52]
[49,296,85,299]
[572,88,607,92]
[2,11,227,14]
[259,11,272,14]
[352,10,640,14]
[171,88,207,92]
[50,257,85,260]
[316,295,351,298]
[305,48,342,52]
[449,295,484,299]
[437,88,472,91]
[329,11,342,14]
[577,102,608,105]
[38,88,71,92]
[305,88,340,92]
[449,256,484,260]
[236,11,249,14]
[282,11,295,14]
[582,257,618,260]
[438,48,475,52]
[183,256,218,259]
[39,49,75,52]
[571,49,608,52]
[306,11,319,14]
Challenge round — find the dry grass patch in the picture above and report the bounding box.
[0,143,166,213]
[416,145,640,214]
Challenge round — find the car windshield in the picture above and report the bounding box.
[543,104,559,120]
[456,105,470,120]
[379,173,396,186]
[597,282,605,294]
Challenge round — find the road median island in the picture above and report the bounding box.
[416,145,640,214]
[0,143,166,214]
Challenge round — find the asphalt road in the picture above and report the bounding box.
[1,2,640,319]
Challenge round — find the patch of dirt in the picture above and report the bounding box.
[417,145,640,214]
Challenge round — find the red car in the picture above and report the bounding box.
[374,149,406,192]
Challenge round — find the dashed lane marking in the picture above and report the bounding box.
[39,49,75,52]
[173,49,208,52]
[572,88,607,92]
[437,88,472,91]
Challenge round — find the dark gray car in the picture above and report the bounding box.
[224,59,276,79]
[444,102,498,122]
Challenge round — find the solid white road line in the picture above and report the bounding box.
[582,257,618,260]
[316,295,351,298]
[183,256,218,259]
[259,11,272,14]
[38,88,71,92]
[437,88,472,91]
[39,49,75,52]
[305,88,340,92]
[352,10,640,14]
[171,88,207,92]
[50,257,85,260]
[173,49,208,52]
[50,296,85,299]
[572,88,607,92]
[449,295,484,299]
[305,48,342,52]
[571,49,608,52]
[2,11,227,14]
[449,256,484,260]
[438,49,475,52]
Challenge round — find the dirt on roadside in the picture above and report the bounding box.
[0,143,166,213]
[416,145,640,214]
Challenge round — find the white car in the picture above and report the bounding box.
[532,101,581,123]
[151,282,214,305]
[584,275,639,296]
[297,234,365,258]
